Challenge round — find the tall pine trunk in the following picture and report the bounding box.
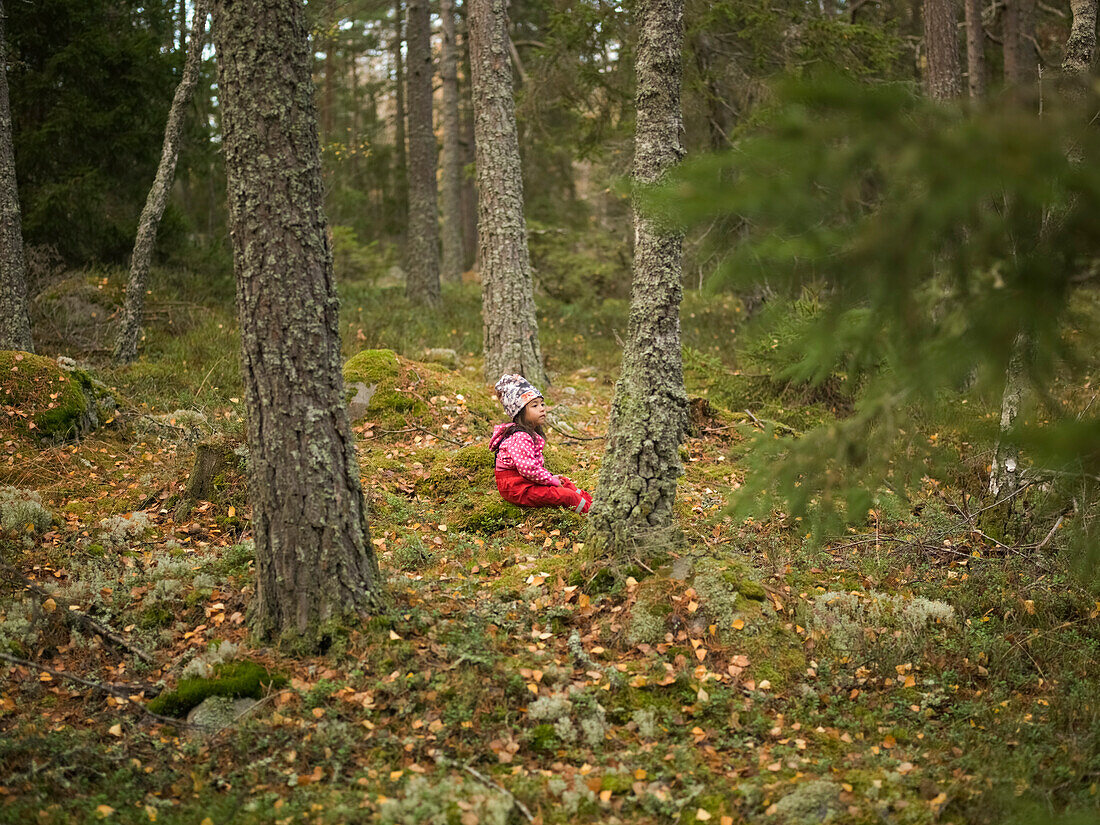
[392,0,408,240]
[1003,0,1037,88]
[404,0,441,304]
[459,9,479,271]
[0,0,31,353]
[211,0,381,652]
[468,0,547,386]
[923,0,963,99]
[587,0,688,557]
[1063,0,1098,75]
[440,0,464,282]
[963,0,986,97]
[114,0,210,365]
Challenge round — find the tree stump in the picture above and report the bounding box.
[174,435,242,521]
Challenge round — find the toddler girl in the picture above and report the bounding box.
[490,374,592,514]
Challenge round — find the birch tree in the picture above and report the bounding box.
[468,0,547,385]
[588,0,688,556]
[114,0,209,364]
[211,0,381,651]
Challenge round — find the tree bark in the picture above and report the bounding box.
[1004,0,1038,88]
[989,334,1027,501]
[587,0,688,557]
[393,0,408,239]
[440,0,465,282]
[211,0,381,652]
[404,0,441,304]
[1063,0,1098,75]
[0,0,31,353]
[923,0,963,99]
[468,0,547,386]
[963,0,987,97]
[113,0,210,365]
[459,9,479,271]
[323,0,336,140]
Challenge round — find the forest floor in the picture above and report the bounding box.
[1,275,1098,825]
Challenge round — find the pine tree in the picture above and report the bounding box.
[404,0,441,305]
[440,0,464,282]
[468,0,547,385]
[587,0,688,557]
[211,0,381,651]
[114,0,210,365]
[0,0,31,353]
[963,0,986,97]
[923,0,963,99]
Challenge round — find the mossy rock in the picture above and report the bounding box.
[0,351,118,443]
[146,661,287,718]
[342,348,497,429]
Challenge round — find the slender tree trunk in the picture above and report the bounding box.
[923,0,963,99]
[1004,0,1038,88]
[964,0,987,97]
[989,334,1027,500]
[393,0,408,240]
[211,0,381,652]
[113,0,210,364]
[323,0,336,140]
[440,0,464,282]
[0,0,31,353]
[404,0,441,304]
[459,10,479,271]
[468,0,547,385]
[1063,0,1098,75]
[588,0,688,557]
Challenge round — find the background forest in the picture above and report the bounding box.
[2,0,1100,823]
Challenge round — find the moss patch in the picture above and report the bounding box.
[0,352,118,444]
[146,661,287,718]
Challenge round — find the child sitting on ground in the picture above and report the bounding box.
[490,374,592,514]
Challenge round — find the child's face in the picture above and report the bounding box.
[523,397,548,426]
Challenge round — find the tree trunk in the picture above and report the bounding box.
[1063,0,1098,75]
[440,0,464,282]
[323,0,336,140]
[0,0,31,353]
[923,0,963,99]
[989,334,1027,501]
[393,0,408,239]
[1004,0,1038,88]
[114,0,210,365]
[404,0,441,304]
[211,0,381,652]
[587,0,688,557]
[468,0,547,385]
[459,9,479,271]
[963,0,987,97]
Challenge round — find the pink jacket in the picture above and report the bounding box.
[490,423,561,487]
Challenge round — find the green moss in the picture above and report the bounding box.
[527,723,558,751]
[454,444,494,470]
[138,605,173,630]
[455,497,527,534]
[600,773,634,794]
[0,352,114,443]
[146,662,287,718]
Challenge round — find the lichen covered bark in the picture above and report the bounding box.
[404,0,441,305]
[0,1,32,353]
[468,0,547,386]
[211,0,381,651]
[923,0,963,99]
[440,0,464,283]
[114,0,210,364]
[588,0,688,557]
[1062,0,1098,76]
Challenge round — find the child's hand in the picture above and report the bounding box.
[560,476,576,490]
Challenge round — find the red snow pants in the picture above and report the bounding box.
[495,468,592,513]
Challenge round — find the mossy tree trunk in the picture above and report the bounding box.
[440,0,464,283]
[404,0,441,305]
[587,0,688,558]
[963,0,986,98]
[211,0,381,652]
[0,0,31,354]
[1063,0,1097,76]
[468,0,547,386]
[923,0,962,99]
[114,0,210,365]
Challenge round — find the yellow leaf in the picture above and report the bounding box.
[42,598,57,613]
[201,819,214,825]
[904,675,916,688]
[882,735,897,749]
[389,630,402,641]
[732,618,745,630]
[695,809,713,821]
[96,805,115,818]
[144,805,157,821]
[228,506,236,518]
[108,723,122,736]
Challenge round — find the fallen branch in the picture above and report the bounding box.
[463,764,535,824]
[546,420,605,441]
[1,562,153,663]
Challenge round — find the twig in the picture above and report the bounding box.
[210,688,293,738]
[546,420,605,441]
[1,562,153,663]
[463,764,535,824]
[1033,515,1064,551]
[0,652,186,727]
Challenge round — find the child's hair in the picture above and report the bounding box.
[492,408,545,451]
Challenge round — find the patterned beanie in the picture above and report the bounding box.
[495,373,542,419]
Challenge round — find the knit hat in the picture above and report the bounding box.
[495,373,542,419]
